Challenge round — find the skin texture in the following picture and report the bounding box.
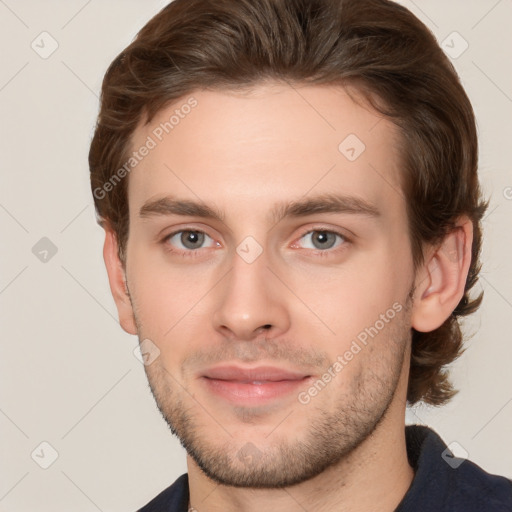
[103,83,473,512]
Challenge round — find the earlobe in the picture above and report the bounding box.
[102,228,138,335]
[411,217,473,333]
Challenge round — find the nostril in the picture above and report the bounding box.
[255,324,272,335]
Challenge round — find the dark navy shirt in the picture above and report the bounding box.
[137,425,512,511]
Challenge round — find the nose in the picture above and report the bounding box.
[212,247,291,342]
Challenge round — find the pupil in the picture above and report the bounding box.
[314,231,335,249]
[182,231,203,249]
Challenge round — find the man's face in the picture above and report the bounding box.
[123,83,416,487]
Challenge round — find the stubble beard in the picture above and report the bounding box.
[137,305,411,489]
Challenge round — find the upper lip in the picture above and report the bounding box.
[202,365,310,382]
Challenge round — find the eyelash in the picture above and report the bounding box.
[161,227,350,258]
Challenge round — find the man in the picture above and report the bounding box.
[89,0,512,510]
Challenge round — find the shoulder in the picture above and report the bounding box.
[136,473,189,512]
[399,425,512,511]
[449,459,512,511]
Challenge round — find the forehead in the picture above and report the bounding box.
[127,83,404,221]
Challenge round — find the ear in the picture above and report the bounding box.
[410,216,473,332]
[103,227,137,335]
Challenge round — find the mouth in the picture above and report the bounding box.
[201,365,313,404]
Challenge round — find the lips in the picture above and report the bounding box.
[201,365,312,404]
[203,365,309,382]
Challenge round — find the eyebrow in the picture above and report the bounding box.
[138,193,381,224]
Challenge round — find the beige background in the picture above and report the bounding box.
[0,0,511,510]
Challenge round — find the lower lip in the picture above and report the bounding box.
[202,377,311,404]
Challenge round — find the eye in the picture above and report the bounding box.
[163,230,217,252]
[294,229,348,252]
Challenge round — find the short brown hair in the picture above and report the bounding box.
[89,0,488,406]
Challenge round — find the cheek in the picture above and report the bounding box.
[286,249,404,339]
[126,247,217,340]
